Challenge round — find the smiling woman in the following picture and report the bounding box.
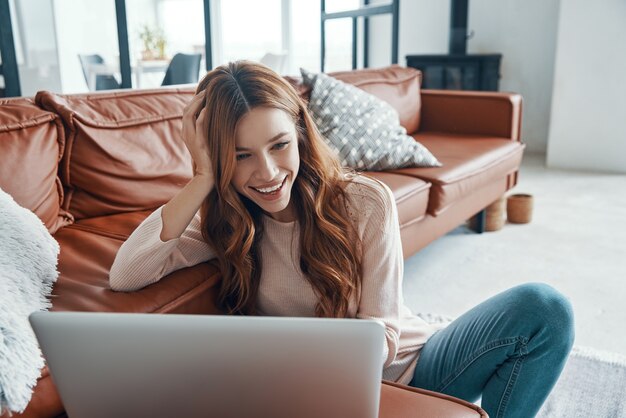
[186,60,366,318]
[109,60,575,418]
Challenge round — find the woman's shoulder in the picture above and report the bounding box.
[344,173,394,204]
[342,173,395,220]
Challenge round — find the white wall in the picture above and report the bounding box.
[368,0,560,154]
[546,0,626,173]
[469,0,560,154]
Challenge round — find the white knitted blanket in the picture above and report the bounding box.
[0,188,59,414]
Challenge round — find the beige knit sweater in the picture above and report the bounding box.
[109,175,438,384]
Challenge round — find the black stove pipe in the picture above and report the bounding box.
[449,0,469,55]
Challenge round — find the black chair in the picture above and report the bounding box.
[161,53,202,86]
[78,54,121,91]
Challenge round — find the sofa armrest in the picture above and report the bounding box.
[379,381,488,417]
[419,89,522,141]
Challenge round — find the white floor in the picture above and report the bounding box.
[402,153,626,355]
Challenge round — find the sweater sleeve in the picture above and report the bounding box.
[354,179,404,368]
[109,205,216,292]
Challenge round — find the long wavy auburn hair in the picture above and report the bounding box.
[195,60,362,317]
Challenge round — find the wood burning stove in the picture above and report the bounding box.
[406,0,502,92]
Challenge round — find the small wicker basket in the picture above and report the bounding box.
[507,194,533,224]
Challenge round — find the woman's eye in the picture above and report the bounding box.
[236,153,250,161]
[273,141,290,150]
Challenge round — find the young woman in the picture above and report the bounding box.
[110,60,574,417]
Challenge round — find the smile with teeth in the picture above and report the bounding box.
[251,176,287,194]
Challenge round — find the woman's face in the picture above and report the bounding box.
[232,107,300,222]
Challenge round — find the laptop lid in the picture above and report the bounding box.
[30,312,385,418]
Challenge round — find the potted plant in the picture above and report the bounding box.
[138,25,167,60]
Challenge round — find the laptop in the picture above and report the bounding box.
[30,312,385,418]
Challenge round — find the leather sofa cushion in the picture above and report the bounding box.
[364,172,430,228]
[36,89,195,220]
[50,210,221,313]
[0,98,72,233]
[285,65,422,134]
[394,134,525,216]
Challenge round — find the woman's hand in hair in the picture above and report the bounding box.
[182,93,214,180]
[159,94,215,242]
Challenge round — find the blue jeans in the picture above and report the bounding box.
[410,283,575,418]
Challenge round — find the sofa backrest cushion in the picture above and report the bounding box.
[0,98,72,233]
[36,88,194,220]
[286,65,422,134]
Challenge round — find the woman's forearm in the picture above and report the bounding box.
[160,174,214,241]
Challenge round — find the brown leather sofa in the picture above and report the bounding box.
[0,65,524,418]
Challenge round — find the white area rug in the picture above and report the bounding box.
[538,346,626,418]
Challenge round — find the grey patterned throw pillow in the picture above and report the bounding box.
[301,68,441,170]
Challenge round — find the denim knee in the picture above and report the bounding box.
[511,283,575,351]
